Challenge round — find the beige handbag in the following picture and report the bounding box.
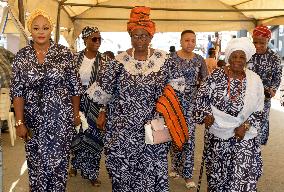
[145,117,172,145]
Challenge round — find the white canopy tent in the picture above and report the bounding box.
[3,0,284,47]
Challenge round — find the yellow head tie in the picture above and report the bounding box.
[27,9,54,33]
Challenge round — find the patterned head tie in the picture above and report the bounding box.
[253,25,271,39]
[81,26,100,39]
[127,6,156,37]
[27,9,54,33]
[225,37,256,63]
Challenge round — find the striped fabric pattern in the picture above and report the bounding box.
[156,84,189,150]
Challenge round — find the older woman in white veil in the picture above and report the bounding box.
[195,37,264,192]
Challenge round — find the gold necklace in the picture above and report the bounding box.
[132,47,150,60]
[35,47,49,55]
[36,50,47,55]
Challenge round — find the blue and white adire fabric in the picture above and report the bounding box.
[71,50,110,182]
[195,68,264,192]
[87,49,185,192]
[10,40,82,191]
[247,48,282,145]
[81,26,100,39]
[169,52,208,180]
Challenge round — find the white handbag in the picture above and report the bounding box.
[145,117,172,145]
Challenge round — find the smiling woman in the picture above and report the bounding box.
[10,9,82,192]
[86,6,186,192]
[195,37,264,192]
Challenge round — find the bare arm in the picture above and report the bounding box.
[13,97,25,121]
[13,97,28,140]
[72,95,81,126]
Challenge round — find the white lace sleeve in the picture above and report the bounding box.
[86,82,112,105]
[169,77,185,92]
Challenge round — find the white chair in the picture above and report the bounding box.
[0,88,16,146]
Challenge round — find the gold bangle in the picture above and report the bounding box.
[99,107,106,112]
[15,120,24,127]
[244,122,250,131]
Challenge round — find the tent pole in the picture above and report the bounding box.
[18,0,25,28]
[55,2,62,44]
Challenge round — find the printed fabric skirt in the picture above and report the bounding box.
[205,133,263,192]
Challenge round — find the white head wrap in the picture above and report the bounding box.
[225,37,256,63]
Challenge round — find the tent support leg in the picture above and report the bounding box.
[18,0,25,28]
[55,2,62,44]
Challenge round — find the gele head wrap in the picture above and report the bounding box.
[127,6,156,37]
[253,25,271,39]
[81,26,100,39]
[27,9,54,33]
[225,37,256,63]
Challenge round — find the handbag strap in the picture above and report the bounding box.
[78,123,84,133]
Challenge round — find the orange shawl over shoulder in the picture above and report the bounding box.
[156,84,189,150]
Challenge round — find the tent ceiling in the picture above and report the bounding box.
[5,0,284,46]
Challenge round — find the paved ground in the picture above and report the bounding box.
[2,99,284,192]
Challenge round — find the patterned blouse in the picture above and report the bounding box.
[87,49,185,146]
[10,40,82,131]
[247,48,282,91]
[195,68,263,133]
[169,52,208,123]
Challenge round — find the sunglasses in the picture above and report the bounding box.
[91,37,102,43]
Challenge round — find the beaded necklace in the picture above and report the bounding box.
[131,47,151,74]
[132,47,151,61]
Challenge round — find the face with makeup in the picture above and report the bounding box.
[31,15,52,46]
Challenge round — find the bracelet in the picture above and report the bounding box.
[99,107,106,112]
[243,122,251,131]
[15,120,24,127]
[74,115,80,119]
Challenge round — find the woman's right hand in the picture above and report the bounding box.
[204,115,214,129]
[16,124,28,141]
[96,111,106,131]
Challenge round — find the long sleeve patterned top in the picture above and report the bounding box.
[195,68,264,139]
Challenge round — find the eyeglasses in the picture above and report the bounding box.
[131,34,149,41]
[91,37,102,43]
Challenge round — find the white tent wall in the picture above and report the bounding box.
[4,0,284,48]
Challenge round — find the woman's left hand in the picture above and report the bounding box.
[270,88,276,98]
[74,115,81,127]
[234,124,247,140]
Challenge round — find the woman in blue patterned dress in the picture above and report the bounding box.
[10,9,82,191]
[69,26,110,186]
[87,6,185,192]
[247,26,282,145]
[169,30,208,189]
[195,37,264,192]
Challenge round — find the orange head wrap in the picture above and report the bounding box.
[127,6,156,37]
[253,25,271,39]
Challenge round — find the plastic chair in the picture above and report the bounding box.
[0,88,16,146]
